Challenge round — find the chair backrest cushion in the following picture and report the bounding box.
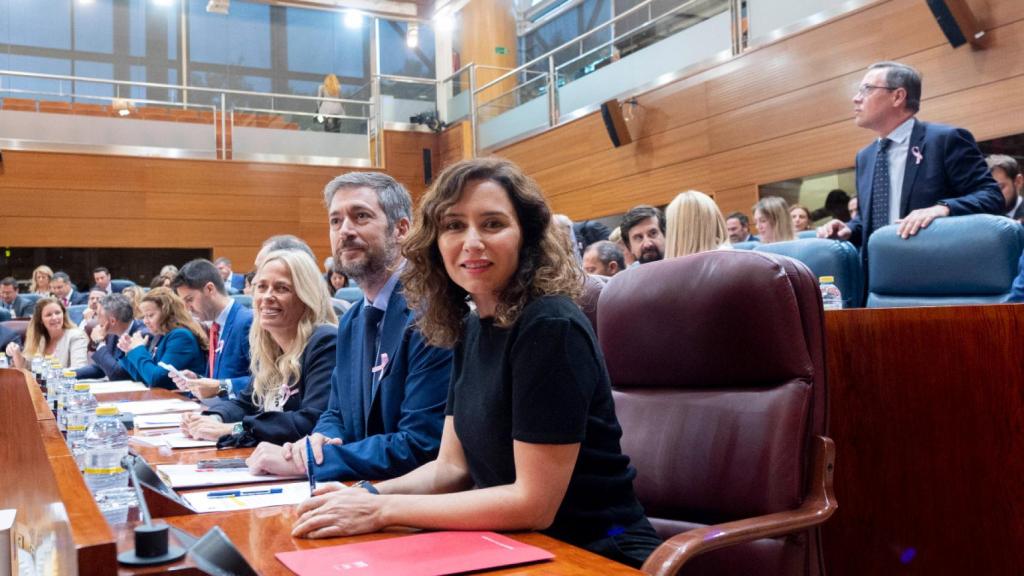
[756,239,863,308]
[867,214,1024,307]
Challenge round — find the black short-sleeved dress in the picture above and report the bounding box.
[446,294,661,567]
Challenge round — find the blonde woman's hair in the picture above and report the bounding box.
[249,250,338,412]
[322,74,341,97]
[29,265,54,293]
[121,286,144,319]
[753,196,795,243]
[24,297,75,357]
[664,190,729,258]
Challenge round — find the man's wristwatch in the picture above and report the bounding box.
[231,422,244,435]
[218,380,231,396]
[353,480,379,495]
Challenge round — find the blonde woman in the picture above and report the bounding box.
[121,285,144,319]
[664,190,730,258]
[5,297,88,370]
[181,250,338,445]
[29,265,54,296]
[317,73,344,133]
[753,196,795,244]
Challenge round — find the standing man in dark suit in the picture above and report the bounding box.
[73,293,146,380]
[246,172,452,482]
[50,272,88,308]
[0,277,33,318]
[819,61,1003,245]
[170,259,253,399]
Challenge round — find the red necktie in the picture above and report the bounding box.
[62,297,69,308]
[208,322,220,377]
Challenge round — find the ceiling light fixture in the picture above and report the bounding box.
[406,23,419,48]
[206,0,229,14]
[344,10,364,29]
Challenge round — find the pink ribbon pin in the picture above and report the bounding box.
[911,146,923,165]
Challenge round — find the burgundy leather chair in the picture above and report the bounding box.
[598,251,836,576]
[579,274,609,335]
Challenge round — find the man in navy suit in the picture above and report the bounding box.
[50,272,88,308]
[0,278,33,318]
[819,61,1003,245]
[246,172,452,482]
[214,257,246,294]
[74,293,146,380]
[170,259,253,399]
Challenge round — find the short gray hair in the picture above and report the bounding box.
[584,240,625,270]
[322,172,413,231]
[52,271,71,283]
[101,293,134,324]
[869,61,921,113]
[260,235,315,261]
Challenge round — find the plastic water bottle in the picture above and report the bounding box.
[56,369,77,432]
[82,405,130,493]
[820,275,843,310]
[65,382,98,468]
[0,353,8,368]
[31,355,44,378]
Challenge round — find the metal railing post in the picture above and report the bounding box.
[546,55,559,127]
[372,75,383,168]
[469,65,478,158]
[220,93,227,160]
[730,0,743,55]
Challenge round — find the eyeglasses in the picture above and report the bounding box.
[855,84,897,98]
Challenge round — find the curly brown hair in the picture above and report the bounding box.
[401,157,583,348]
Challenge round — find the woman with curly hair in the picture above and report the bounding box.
[118,287,207,389]
[292,157,661,568]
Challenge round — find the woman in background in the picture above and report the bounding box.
[29,265,54,296]
[118,288,207,389]
[753,196,795,244]
[790,204,812,233]
[317,74,344,133]
[181,250,337,445]
[121,285,144,319]
[664,190,730,257]
[5,297,88,370]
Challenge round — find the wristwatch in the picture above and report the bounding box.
[353,480,379,495]
[232,422,244,435]
[218,379,231,396]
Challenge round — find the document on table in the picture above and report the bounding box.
[156,464,306,488]
[87,380,149,394]
[182,482,309,513]
[131,431,216,449]
[134,413,184,429]
[114,399,201,415]
[275,531,554,576]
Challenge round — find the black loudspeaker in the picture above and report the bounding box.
[422,148,432,184]
[925,0,984,48]
[600,99,632,148]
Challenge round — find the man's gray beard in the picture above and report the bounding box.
[337,236,400,285]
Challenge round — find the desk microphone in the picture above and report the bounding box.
[116,454,187,566]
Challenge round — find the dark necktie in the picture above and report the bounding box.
[362,306,385,420]
[869,138,892,236]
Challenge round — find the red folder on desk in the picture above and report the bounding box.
[275,531,554,576]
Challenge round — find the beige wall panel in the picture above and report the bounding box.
[494,114,613,176]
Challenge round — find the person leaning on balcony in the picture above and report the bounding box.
[317,74,344,134]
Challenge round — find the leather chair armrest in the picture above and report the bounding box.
[642,436,837,576]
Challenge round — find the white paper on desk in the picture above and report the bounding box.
[156,464,305,488]
[182,481,309,513]
[114,399,201,415]
[134,413,184,429]
[131,431,216,449]
[89,380,149,394]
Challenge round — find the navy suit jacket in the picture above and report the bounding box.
[0,324,21,350]
[229,273,246,293]
[205,324,337,445]
[67,290,89,306]
[311,283,452,482]
[847,120,1003,247]
[120,327,207,389]
[213,302,254,393]
[74,320,146,381]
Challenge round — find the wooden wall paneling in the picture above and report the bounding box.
[439,121,473,170]
[823,305,1024,575]
[714,184,761,218]
[457,0,518,103]
[383,130,439,202]
[0,216,295,248]
[145,192,302,223]
[495,114,613,175]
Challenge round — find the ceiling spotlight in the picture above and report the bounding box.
[406,23,419,48]
[77,0,95,5]
[344,10,364,29]
[434,13,455,33]
[206,0,229,14]
[153,0,173,6]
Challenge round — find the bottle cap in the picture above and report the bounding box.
[819,275,835,283]
[95,405,120,416]
[63,370,77,377]
[74,383,91,392]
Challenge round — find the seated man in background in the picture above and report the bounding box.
[91,267,118,295]
[725,211,759,243]
[986,154,1024,222]
[583,240,626,276]
[79,289,107,328]
[0,277,33,318]
[74,294,146,380]
[215,257,246,294]
[620,204,666,265]
[51,272,88,308]
[170,259,253,400]
[247,171,451,482]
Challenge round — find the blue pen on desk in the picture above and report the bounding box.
[306,436,316,496]
[207,488,283,499]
